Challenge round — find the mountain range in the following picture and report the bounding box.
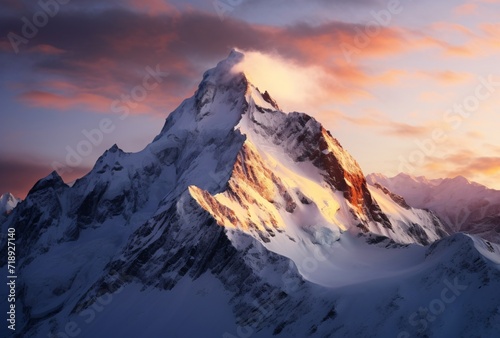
[367,173,500,243]
[1,51,499,338]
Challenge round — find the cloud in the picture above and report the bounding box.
[232,51,326,110]
[420,148,500,189]
[382,122,436,138]
[469,23,500,57]
[446,161,500,190]
[451,156,500,177]
[418,91,450,102]
[321,109,437,138]
[453,3,478,16]
[127,0,175,14]
[429,22,475,37]
[417,36,475,57]
[18,90,112,112]
[425,21,500,58]
[0,7,425,114]
[418,70,473,84]
[2,3,484,118]
[29,44,66,55]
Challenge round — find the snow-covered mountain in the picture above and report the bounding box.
[0,193,20,215]
[367,173,500,243]
[2,51,500,338]
[0,193,20,225]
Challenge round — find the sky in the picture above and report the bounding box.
[0,0,499,198]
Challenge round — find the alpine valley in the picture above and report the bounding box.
[1,51,500,338]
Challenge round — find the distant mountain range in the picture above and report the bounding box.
[367,173,500,243]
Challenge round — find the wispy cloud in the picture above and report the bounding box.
[453,3,478,16]
[322,109,437,138]
[417,70,473,84]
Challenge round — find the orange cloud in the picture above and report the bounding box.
[424,22,500,58]
[421,149,500,187]
[321,109,437,139]
[474,0,500,4]
[2,8,493,120]
[383,122,436,138]
[29,44,66,55]
[453,3,478,16]
[418,70,472,84]
[430,22,475,37]
[466,131,485,139]
[127,0,175,15]
[419,91,446,102]
[17,73,184,117]
[19,91,112,112]
[418,36,475,57]
[479,23,500,51]
[376,69,408,85]
[453,157,500,177]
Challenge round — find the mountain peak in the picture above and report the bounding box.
[261,90,280,110]
[109,143,121,153]
[394,172,424,182]
[0,192,16,202]
[0,192,20,215]
[155,50,281,142]
[27,171,66,195]
[445,175,471,185]
[227,48,245,62]
[199,49,246,87]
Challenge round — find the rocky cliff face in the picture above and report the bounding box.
[1,51,499,338]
